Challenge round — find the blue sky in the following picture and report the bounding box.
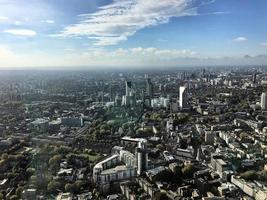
[0,0,267,68]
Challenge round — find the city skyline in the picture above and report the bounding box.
[0,0,267,69]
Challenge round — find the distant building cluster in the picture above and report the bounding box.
[2,68,267,199]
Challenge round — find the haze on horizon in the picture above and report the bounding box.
[0,0,267,69]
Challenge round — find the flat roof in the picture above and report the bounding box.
[31,118,49,124]
[94,154,119,169]
[121,136,147,143]
[101,165,130,175]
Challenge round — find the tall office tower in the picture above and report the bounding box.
[101,91,104,105]
[125,81,132,96]
[202,68,206,77]
[136,140,148,175]
[261,93,267,110]
[146,77,153,99]
[182,72,186,80]
[123,80,136,107]
[252,73,257,84]
[179,86,187,109]
[109,84,114,101]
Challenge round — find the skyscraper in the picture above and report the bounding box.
[252,73,257,84]
[126,81,132,96]
[122,80,136,107]
[202,68,206,77]
[179,86,187,109]
[146,77,153,98]
[136,139,148,175]
[261,93,267,110]
[145,76,153,107]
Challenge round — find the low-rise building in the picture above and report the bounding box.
[56,192,73,200]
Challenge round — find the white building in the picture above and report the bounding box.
[93,138,148,187]
[151,97,169,108]
[93,154,120,183]
[230,176,267,199]
[56,192,73,200]
[179,86,187,109]
[176,147,194,159]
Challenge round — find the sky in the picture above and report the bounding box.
[0,0,267,69]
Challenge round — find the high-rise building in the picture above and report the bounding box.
[122,80,136,107]
[202,68,206,77]
[179,86,187,109]
[182,72,186,80]
[136,139,148,175]
[109,83,115,101]
[146,77,153,98]
[261,93,267,110]
[126,81,132,96]
[252,73,257,84]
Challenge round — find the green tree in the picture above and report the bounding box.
[9,195,19,200]
[258,170,267,181]
[56,146,72,155]
[65,183,75,193]
[26,168,35,176]
[154,192,168,200]
[74,180,84,191]
[47,180,61,193]
[49,155,62,166]
[240,133,248,142]
[66,153,76,165]
[241,170,258,181]
[156,144,165,151]
[210,186,219,196]
[173,165,182,177]
[1,153,8,160]
[16,186,23,196]
[182,164,194,178]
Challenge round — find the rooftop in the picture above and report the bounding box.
[101,165,130,175]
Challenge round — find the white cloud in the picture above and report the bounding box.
[1,46,267,69]
[0,46,197,68]
[14,21,22,25]
[233,37,247,42]
[129,47,196,58]
[260,42,267,47]
[58,0,198,46]
[43,20,55,24]
[3,29,37,36]
[80,47,196,60]
[0,16,8,21]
